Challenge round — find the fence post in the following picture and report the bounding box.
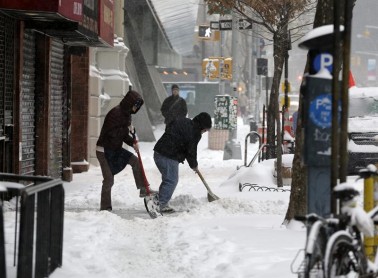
[35,190,51,278]
[49,185,64,272]
[0,204,6,278]
[17,193,35,278]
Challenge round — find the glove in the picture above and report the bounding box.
[133,142,139,152]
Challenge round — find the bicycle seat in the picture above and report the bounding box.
[333,182,360,202]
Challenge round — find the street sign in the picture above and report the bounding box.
[280,96,291,108]
[313,53,333,73]
[281,82,291,93]
[219,20,232,30]
[218,19,252,31]
[210,21,219,30]
[238,19,252,30]
[257,58,268,76]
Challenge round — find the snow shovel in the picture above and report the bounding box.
[131,129,161,219]
[196,170,220,202]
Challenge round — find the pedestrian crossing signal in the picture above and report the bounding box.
[198,25,212,39]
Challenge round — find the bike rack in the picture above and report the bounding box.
[241,131,279,169]
[239,182,291,192]
[243,131,262,167]
[239,130,291,193]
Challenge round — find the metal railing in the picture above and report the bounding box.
[0,173,64,278]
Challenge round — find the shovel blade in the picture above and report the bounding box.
[207,192,220,202]
[144,194,162,219]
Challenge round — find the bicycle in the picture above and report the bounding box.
[323,166,378,278]
[292,165,378,278]
[292,213,348,278]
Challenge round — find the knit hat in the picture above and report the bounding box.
[171,84,179,90]
[193,112,212,130]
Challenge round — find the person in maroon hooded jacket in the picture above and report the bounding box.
[96,90,157,211]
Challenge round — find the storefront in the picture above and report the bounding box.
[0,0,114,179]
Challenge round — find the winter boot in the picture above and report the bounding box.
[159,205,176,214]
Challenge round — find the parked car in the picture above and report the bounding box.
[348,86,378,174]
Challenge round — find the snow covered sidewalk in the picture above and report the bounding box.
[4,122,306,277]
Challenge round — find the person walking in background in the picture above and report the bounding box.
[96,90,157,211]
[238,92,249,119]
[153,112,212,213]
[161,84,188,131]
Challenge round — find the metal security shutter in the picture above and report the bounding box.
[20,29,36,175]
[0,14,15,173]
[49,40,64,178]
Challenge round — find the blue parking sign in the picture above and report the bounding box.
[313,53,333,73]
[309,94,332,128]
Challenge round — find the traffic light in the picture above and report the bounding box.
[221,58,232,80]
[257,58,268,76]
[198,25,211,39]
[202,58,219,79]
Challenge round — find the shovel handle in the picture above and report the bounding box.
[196,170,214,194]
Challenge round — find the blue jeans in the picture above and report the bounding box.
[154,152,179,207]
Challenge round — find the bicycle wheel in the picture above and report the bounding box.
[303,253,324,278]
[303,223,327,278]
[325,232,367,278]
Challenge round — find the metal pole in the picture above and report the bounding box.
[255,30,261,123]
[339,0,353,182]
[284,52,289,108]
[364,173,375,260]
[283,48,289,143]
[331,0,341,214]
[223,10,242,160]
[219,24,225,95]
[265,76,268,107]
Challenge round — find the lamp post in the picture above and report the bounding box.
[223,10,242,160]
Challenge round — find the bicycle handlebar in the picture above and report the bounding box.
[358,164,378,179]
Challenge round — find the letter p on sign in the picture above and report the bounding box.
[314,53,333,73]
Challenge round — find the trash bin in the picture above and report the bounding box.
[249,117,257,143]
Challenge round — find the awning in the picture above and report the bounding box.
[0,0,114,47]
[147,0,199,55]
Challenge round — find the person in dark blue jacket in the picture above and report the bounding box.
[153,112,212,213]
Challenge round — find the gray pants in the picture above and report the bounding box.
[96,151,145,210]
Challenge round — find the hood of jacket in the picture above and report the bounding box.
[193,112,212,130]
[120,90,144,114]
